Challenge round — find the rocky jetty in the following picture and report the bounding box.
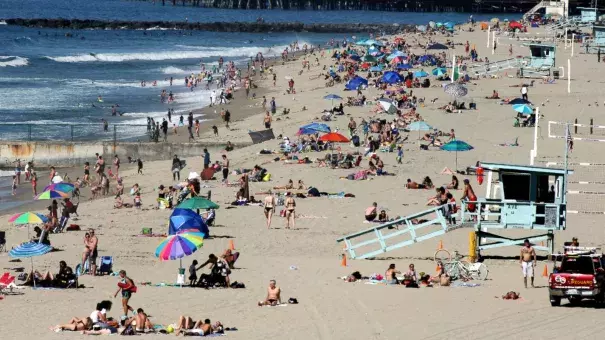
[4,18,414,34]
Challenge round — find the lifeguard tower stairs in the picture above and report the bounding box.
[337,162,572,259]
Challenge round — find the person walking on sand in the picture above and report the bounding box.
[521,84,528,101]
[31,171,38,197]
[264,194,276,229]
[172,154,182,181]
[113,155,120,177]
[114,270,136,318]
[203,148,211,169]
[221,155,230,183]
[520,239,536,288]
[285,193,296,229]
[509,44,513,56]
[270,97,276,114]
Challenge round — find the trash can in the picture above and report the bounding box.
[553,70,560,79]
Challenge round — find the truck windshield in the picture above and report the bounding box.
[560,256,595,274]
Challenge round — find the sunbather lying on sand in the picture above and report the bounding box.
[180,320,224,336]
[175,315,198,335]
[273,179,294,190]
[51,317,93,332]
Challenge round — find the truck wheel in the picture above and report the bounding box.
[550,296,561,307]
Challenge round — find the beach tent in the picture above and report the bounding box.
[345,76,368,90]
[169,208,209,237]
[414,70,429,78]
[508,98,532,105]
[381,71,404,84]
[427,43,449,50]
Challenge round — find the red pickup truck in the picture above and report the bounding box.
[549,251,605,307]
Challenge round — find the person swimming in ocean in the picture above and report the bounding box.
[97,96,103,103]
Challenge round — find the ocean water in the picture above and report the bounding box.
[0,0,518,141]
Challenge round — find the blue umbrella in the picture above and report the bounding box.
[432,67,447,76]
[345,76,368,90]
[512,104,534,115]
[414,70,429,78]
[381,71,404,84]
[508,98,532,105]
[395,63,411,70]
[407,121,433,131]
[298,122,331,135]
[427,43,449,50]
[370,65,384,72]
[169,208,209,237]
[386,51,407,61]
[348,55,361,62]
[441,140,474,170]
[363,39,383,46]
[10,242,53,287]
[324,94,343,107]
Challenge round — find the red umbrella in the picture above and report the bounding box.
[509,21,523,29]
[319,132,350,143]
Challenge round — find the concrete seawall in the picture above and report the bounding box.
[0,141,252,168]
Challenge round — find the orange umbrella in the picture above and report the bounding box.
[319,132,350,143]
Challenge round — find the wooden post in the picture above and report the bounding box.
[590,118,594,135]
[574,118,578,134]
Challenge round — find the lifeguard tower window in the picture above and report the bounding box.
[501,173,530,201]
[537,175,555,203]
[530,46,549,58]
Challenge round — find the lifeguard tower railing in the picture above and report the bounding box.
[460,162,572,254]
[582,25,605,53]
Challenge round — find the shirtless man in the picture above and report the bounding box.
[460,179,477,213]
[520,239,537,288]
[122,308,153,333]
[385,263,401,285]
[258,279,281,306]
[406,179,422,189]
[263,111,272,129]
[285,193,296,229]
[264,194,276,229]
[365,202,378,221]
[88,229,98,276]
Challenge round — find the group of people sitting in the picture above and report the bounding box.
[188,249,240,289]
[24,260,78,288]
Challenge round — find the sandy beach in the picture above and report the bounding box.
[2,21,605,340]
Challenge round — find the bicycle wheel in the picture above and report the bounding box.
[444,262,459,279]
[474,263,489,281]
[458,261,473,280]
[434,249,451,263]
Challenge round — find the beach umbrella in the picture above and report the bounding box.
[298,122,331,135]
[381,71,404,84]
[509,21,523,30]
[414,70,429,78]
[364,39,383,46]
[407,121,433,131]
[43,182,75,193]
[319,132,350,143]
[348,55,361,62]
[432,67,447,76]
[35,190,69,200]
[395,63,411,70]
[428,21,436,28]
[169,208,209,237]
[436,22,444,27]
[379,100,398,114]
[370,65,384,72]
[443,83,468,98]
[362,55,377,63]
[441,140,474,170]
[417,25,427,32]
[177,197,220,210]
[427,43,449,50]
[9,212,48,239]
[324,94,343,107]
[344,76,368,91]
[389,56,406,65]
[155,232,205,261]
[508,98,531,105]
[386,51,406,61]
[9,212,48,225]
[512,104,534,115]
[9,242,52,288]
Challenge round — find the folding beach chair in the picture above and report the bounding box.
[0,231,5,252]
[98,256,113,276]
[0,274,16,295]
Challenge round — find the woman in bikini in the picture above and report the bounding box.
[264,194,276,229]
[83,162,90,186]
[51,317,93,332]
[273,179,294,190]
[285,193,296,229]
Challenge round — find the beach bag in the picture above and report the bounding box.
[352,135,360,147]
[280,209,286,218]
[262,174,271,182]
[141,228,152,235]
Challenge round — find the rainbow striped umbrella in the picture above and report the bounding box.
[155,232,205,261]
[35,190,69,200]
[43,182,75,193]
[8,212,48,225]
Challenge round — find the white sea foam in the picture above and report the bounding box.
[0,56,29,67]
[160,66,191,75]
[45,43,296,63]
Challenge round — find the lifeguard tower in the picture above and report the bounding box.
[583,25,605,53]
[519,43,556,77]
[576,7,598,25]
[466,43,556,78]
[460,162,572,255]
[336,161,572,260]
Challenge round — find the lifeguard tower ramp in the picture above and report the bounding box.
[336,162,571,259]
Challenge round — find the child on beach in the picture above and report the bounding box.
[396,146,403,164]
[11,175,17,195]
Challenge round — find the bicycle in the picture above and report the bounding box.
[434,249,489,281]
